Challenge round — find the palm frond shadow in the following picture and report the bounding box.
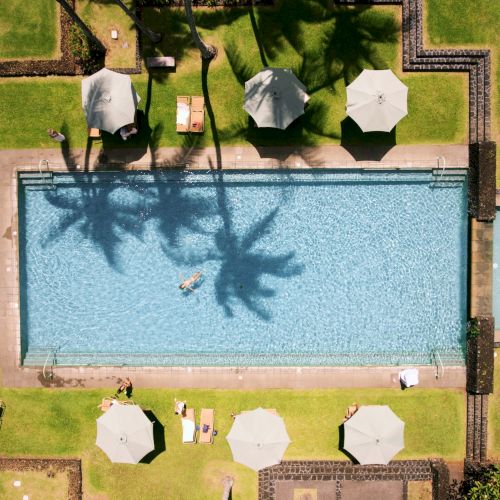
[210,171,303,321]
[256,0,398,89]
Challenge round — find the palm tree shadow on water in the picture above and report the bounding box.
[202,57,304,320]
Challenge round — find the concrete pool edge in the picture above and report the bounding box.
[0,155,469,388]
[3,364,466,389]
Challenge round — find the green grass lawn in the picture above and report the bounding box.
[77,0,137,68]
[0,387,465,500]
[425,0,500,182]
[0,470,68,500]
[0,0,59,60]
[0,2,467,150]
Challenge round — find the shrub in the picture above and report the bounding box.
[449,463,500,499]
[68,24,103,74]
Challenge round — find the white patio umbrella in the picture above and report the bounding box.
[226,408,291,471]
[343,405,404,465]
[346,69,408,132]
[96,404,154,464]
[82,68,141,134]
[243,68,310,129]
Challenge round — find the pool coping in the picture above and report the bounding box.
[2,0,492,391]
[0,158,468,389]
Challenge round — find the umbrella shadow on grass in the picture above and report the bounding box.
[340,117,396,161]
[338,424,359,464]
[140,410,166,464]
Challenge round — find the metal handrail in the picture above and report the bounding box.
[38,159,49,175]
[437,156,447,180]
[434,350,445,379]
[42,348,56,380]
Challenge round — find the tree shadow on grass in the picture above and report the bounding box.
[140,410,166,464]
[218,0,399,148]
[256,0,399,91]
[340,117,396,160]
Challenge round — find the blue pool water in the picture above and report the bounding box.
[19,170,468,366]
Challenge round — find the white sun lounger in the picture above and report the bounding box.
[182,408,196,443]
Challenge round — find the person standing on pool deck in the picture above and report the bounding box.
[116,377,133,398]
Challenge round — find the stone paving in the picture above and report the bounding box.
[258,460,448,500]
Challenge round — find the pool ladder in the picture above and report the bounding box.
[42,348,57,380]
[433,350,445,379]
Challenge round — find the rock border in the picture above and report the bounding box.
[258,459,449,500]
[0,457,82,500]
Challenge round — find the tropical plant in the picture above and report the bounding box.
[469,466,500,499]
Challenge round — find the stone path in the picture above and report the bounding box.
[0,144,468,172]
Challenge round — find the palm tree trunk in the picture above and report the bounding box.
[56,0,106,53]
[221,476,234,500]
[112,0,162,44]
[183,0,217,60]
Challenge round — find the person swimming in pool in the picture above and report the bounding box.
[179,271,202,292]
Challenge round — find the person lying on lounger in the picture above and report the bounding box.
[179,272,202,292]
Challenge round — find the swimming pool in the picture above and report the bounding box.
[19,169,468,366]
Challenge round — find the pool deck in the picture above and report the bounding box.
[0,144,468,389]
[0,143,468,171]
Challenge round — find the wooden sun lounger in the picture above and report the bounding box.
[98,397,115,412]
[176,96,191,133]
[189,96,205,133]
[199,409,215,444]
[182,408,196,444]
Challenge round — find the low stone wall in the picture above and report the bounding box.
[258,460,448,499]
[0,457,82,500]
[467,316,495,394]
[469,142,497,221]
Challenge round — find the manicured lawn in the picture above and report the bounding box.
[0,470,69,500]
[0,3,467,150]
[0,387,465,500]
[77,0,137,68]
[488,350,500,461]
[0,0,59,60]
[425,0,500,181]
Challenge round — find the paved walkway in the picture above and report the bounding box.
[0,143,468,171]
[0,144,468,389]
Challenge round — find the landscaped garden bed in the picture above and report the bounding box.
[0,2,468,149]
[0,0,60,60]
[0,458,81,500]
[77,0,139,70]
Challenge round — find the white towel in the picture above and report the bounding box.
[399,368,419,388]
[176,103,190,126]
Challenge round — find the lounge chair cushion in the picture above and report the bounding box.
[177,102,190,126]
[182,417,195,443]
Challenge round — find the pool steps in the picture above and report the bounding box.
[22,346,466,367]
[18,169,468,189]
